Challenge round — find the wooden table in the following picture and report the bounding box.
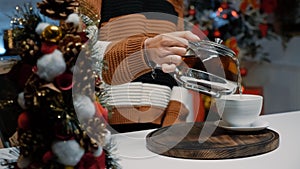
[0,111,299,169]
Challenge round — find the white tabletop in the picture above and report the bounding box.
[113,111,300,169]
[1,111,300,169]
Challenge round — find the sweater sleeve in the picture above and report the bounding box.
[101,34,152,85]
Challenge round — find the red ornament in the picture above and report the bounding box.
[259,23,268,37]
[32,66,38,73]
[240,0,260,13]
[241,85,245,93]
[18,112,30,130]
[76,151,106,169]
[231,10,239,18]
[77,32,89,43]
[54,73,74,91]
[42,151,54,163]
[189,5,196,16]
[214,30,221,37]
[240,67,248,77]
[41,42,57,54]
[94,102,108,121]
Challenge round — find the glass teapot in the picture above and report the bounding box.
[174,38,240,98]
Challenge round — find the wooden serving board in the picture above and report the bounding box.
[146,122,279,159]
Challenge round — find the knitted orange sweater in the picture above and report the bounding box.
[89,0,189,127]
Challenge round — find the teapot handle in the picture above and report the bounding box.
[173,67,237,98]
[154,63,237,98]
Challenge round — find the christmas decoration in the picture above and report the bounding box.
[6,2,119,169]
[37,0,80,20]
[186,0,278,61]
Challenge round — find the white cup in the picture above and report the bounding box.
[216,94,263,127]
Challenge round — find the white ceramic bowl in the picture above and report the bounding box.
[216,94,263,127]
[142,83,171,90]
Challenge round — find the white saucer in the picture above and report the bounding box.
[216,119,269,131]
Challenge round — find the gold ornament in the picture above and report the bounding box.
[41,25,63,43]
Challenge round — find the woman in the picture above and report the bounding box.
[88,0,200,132]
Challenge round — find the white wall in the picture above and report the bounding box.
[242,36,300,114]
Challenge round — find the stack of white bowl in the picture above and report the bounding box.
[106,82,143,106]
[106,82,171,108]
[141,83,171,108]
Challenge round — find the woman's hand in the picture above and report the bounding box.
[144,31,200,73]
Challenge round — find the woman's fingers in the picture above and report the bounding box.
[160,55,181,73]
[167,46,187,56]
[160,34,189,47]
[146,46,186,64]
[158,31,201,48]
[144,31,200,73]
[161,63,177,73]
[165,31,200,42]
[166,55,182,65]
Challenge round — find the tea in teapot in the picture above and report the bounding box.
[174,38,241,98]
